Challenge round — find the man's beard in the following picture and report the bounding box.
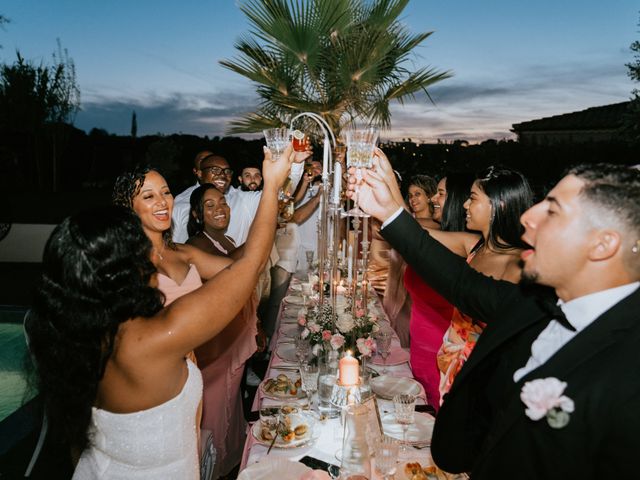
[520,269,539,286]
[241,183,261,191]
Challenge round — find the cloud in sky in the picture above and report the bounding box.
[75,57,633,143]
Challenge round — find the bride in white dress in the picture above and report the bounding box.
[25,146,293,478]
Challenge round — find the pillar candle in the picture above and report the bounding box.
[333,161,342,204]
[339,351,359,386]
[322,137,329,178]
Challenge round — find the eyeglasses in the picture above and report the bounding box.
[202,166,233,176]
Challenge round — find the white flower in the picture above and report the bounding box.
[330,333,345,350]
[300,328,310,339]
[336,313,355,333]
[356,337,375,357]
[312,343,323,357]
[308,322,321,333]
[520,377,574,427]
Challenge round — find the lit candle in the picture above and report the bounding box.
[333,161,342,204]
[339,351,359,386]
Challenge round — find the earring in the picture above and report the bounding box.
[632,240,640,254]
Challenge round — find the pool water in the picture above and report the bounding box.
[0,323,36,422]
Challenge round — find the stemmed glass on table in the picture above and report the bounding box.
[373,436,399,480]
[299,364,319,411]
[301,282,313,307]
[305,250,315,272]
[374,329,393,375]
[294,335,311,366]
[344,127,379,217]
[393,393,416,457]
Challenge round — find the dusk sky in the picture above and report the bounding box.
[2,0,638,143]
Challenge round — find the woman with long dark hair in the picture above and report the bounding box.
[26,148,291,478]
[373,151,533,404]
[404,172,477,409]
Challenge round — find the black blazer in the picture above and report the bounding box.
[382,210,640,479]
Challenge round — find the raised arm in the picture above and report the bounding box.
[145,145,293,356]
[349,165,518,323]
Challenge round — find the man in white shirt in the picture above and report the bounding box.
[171,150,214,243]
[350,160,640,479]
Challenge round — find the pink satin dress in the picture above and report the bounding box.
[158,264,258,478]
[404,265,453,411]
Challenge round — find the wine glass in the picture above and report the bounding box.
[344,127,378,217]
[299,364,319,411]
[305,250,315,272]
[301,282,313,306]
[374,330,393,374]
[373,436,399,480]
[263,127,290,160]
[393,393,416,457]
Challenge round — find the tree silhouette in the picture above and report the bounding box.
[624,13,640,143]
[131,110,138,139]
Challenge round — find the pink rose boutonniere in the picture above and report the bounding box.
[520,377,575,429]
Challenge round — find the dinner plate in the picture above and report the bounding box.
[289,283,302,292]
[371,347,410,366]
[251,412,319,449]
[370,375,422,400]
[283,295,306,306]
[280,323,302,338]
[275,343,299,363]
[380,412,434,446]
[259,375,306,400]
[237,457,311,480]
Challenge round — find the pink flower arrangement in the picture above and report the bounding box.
[356,337,376,357]
[330,333,345,350]
[322,330,332,341]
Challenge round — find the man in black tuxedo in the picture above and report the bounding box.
[349,161,640,479]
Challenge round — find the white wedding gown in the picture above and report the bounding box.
[72,359,203,479]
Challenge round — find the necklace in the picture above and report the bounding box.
[154,242,166,261]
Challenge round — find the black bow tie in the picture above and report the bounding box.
[536,297,577,332]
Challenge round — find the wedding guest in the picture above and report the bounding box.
[349,160,640,479]
[185,183,262,477]
[172,150,215,244]
[405,172,475,409]
[407,174,439,229]
[25,146,291,479]
[238,163,263,191]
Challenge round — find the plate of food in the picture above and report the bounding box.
[399,460,468,480]
[380,412,434,446]
[260,374,305,400]
[370,376,422,400]
[251,411,318,449]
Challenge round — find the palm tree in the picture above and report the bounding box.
[220,0,451,136]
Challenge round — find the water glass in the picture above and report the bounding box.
[393,393,416,455]
[299,364,319,410]
[295,335,311,364]
[373,436,399,479]
[262,127,291,161]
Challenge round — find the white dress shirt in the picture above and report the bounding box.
[513,282,640,382]
[295,185,320,269]
[171,182,199,243]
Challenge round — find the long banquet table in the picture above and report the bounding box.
[238,272,442,478]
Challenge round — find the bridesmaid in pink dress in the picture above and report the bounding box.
[404,173,475,410]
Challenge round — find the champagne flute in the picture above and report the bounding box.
[344,127,378,217]
[393,393,416,457]
[374,330,393,374]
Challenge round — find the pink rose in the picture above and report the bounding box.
[355,308,366,318]
[330,333,345,350]
[308,323,321,333]
[356,337,375,357]
[322,330,332,341]
[298,316,307,326]
[520,377,575,421]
